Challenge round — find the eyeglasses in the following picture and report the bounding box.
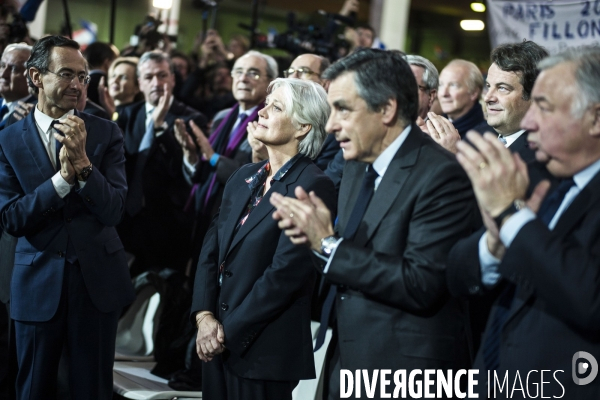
[283,67,320,79]
[231,69,261,80]
[47,70,91,85]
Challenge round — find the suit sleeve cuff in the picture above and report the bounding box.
[499,208,536,247]
[317,237,344,273]
[479,232,501,288]
[51,172,74,198]
[183,155,197,175]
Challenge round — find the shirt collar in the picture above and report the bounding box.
[245,153,303,191]
[372,124,412,178]
[239,105,258,115]
[573,157,600,191]
[34,106,74,133]
[502,129,526,148]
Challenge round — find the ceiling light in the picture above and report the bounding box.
[153,0,172,9]
[471,2,486,12]
[460,20,485,31]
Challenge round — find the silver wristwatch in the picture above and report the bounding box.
[320,235,339,257]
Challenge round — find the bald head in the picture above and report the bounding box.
[286,54,330,85]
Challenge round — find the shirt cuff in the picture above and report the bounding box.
[183,155,197,175]
[479,232,501,288]
[51,172,75,198]
[209,153,220,167]
[154,121,168,137]
[499,208,536,248]
[320,237,344,274]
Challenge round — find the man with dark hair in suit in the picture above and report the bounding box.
[0,34,134,400]
[271,48,480,398]
[440,41,554,353]
[174,50,277,267]
[116,50,207,275]
[448,45,600,399]
[82,41,118,105]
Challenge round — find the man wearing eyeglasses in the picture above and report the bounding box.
[284,54,340,172]
[174,50,277,269]
[0,43,35,130]
[115,50,208,276]
[284,54,329,85]
[0,35,134,399]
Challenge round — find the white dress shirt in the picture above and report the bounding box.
[321,124,412,272]
[33,107,84,197]
[479,157,600,287]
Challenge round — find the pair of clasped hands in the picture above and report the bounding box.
[53,115,90,184]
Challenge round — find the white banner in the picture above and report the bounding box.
[488,0,600,54]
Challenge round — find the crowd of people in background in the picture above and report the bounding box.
[0,0,600,399]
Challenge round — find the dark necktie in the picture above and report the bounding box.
[315,164,379,351]
[537,178,575,226]
[483,177,576,371]
[51,120,62,171]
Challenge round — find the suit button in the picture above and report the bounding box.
[469,285,480,294]
[66,218,72,223]
[340,296,346,300]
[221,303,228,311]
[57,251,64,258]
[224,270,232,278]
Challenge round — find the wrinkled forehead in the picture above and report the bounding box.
[48,47,87,72]
[233,55,266,73]
[139,59,171,75]
[291,54,321,71]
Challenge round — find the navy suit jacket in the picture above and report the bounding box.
[191,156,336,380]
[0,110,134,322]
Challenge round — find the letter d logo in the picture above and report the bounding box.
[572,351,598,385]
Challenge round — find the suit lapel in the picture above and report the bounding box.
[127,104,147,154]
[504,168,600,327]
[222,158,309,260]
[351,127,422,247]
[218,170,254,262]
[21,112,55,181]
[552,170,600,235]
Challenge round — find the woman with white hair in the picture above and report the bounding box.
[190,78,336,400]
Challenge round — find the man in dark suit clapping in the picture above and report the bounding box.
[271,49,480,399]
[0,35,134,400]
[449,46,600,398]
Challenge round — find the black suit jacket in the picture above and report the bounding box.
[191,156,336,380]
[322,125,480,376]
[448,165,600,398]
[116,100,207,272]
[86,71,105,106]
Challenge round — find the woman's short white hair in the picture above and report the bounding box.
[267,78,330,160]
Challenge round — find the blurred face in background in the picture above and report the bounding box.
[438,63,479,120]
[138,59,174,106]
[0,49,30,102]
[213,66,232,94]
[171,56,190,81]
[109,62,139,105]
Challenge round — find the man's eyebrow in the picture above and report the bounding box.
[332,99,350,108]
[495,81,515,89]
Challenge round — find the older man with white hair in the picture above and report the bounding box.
[175,50,278,265]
